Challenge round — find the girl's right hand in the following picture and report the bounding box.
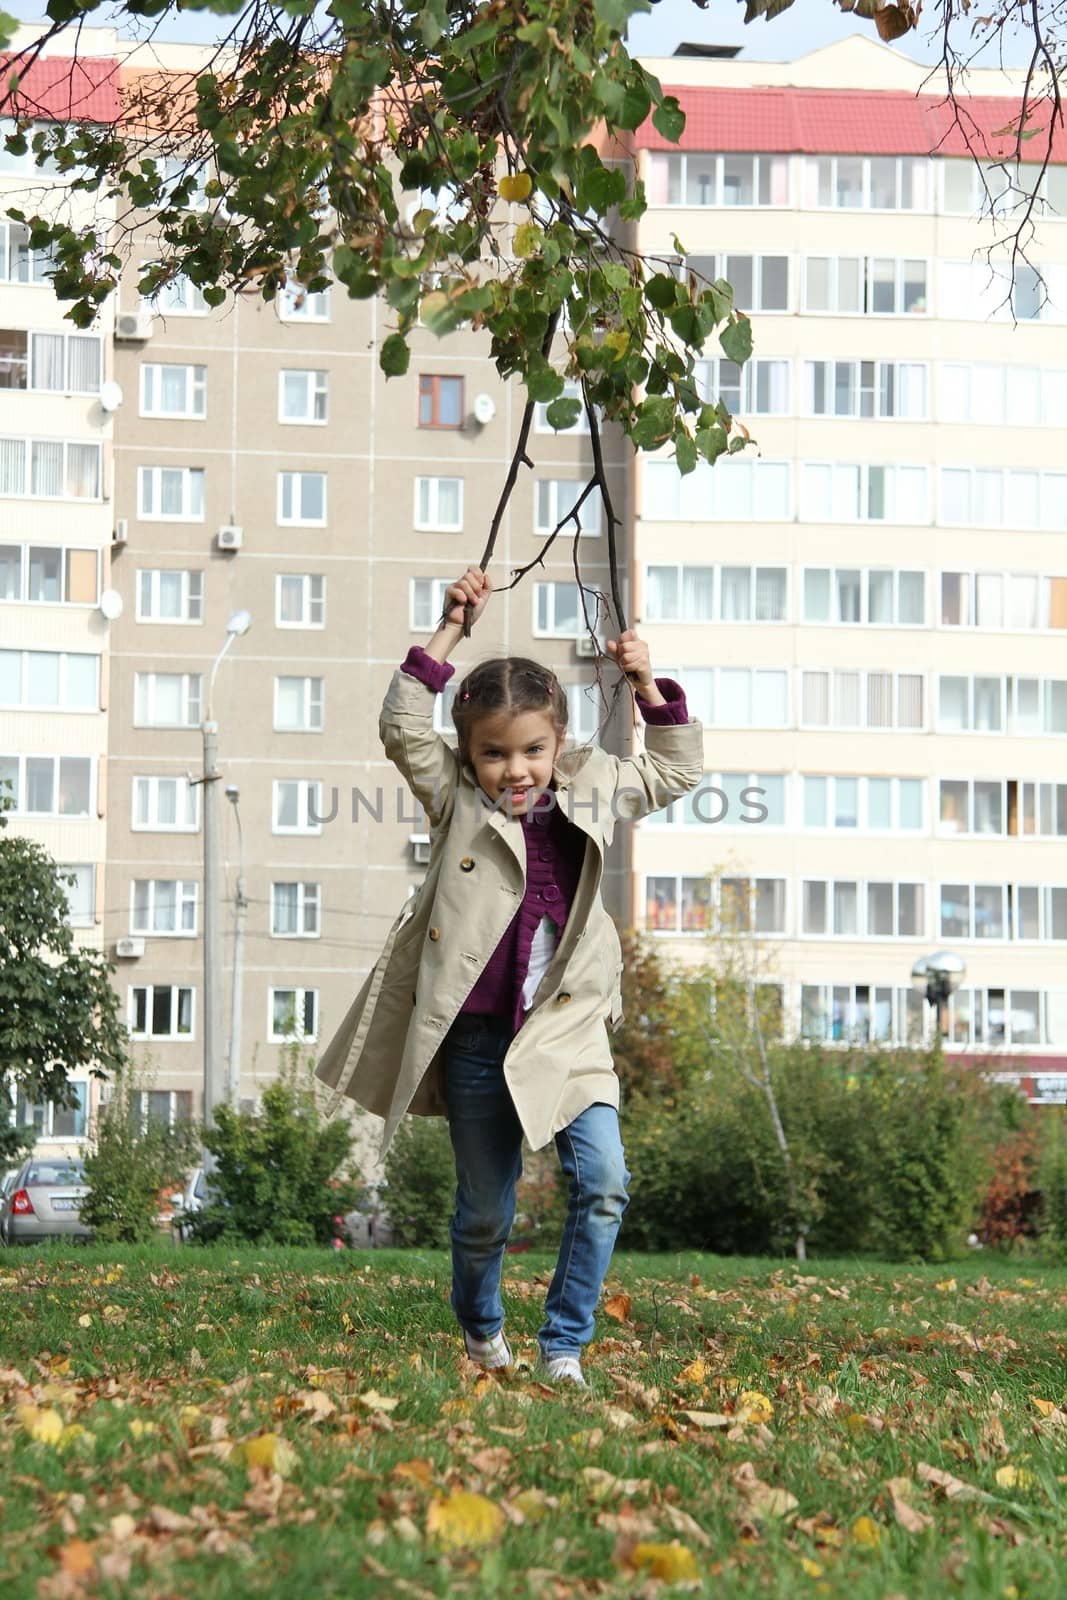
[442,566,493,629]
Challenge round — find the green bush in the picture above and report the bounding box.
[82,1068,198,1243]
[193,1050,360,1246]
[382,1116,456,1248]
[1038,1111,1067,1262]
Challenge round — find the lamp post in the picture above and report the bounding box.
[225,782,247,1110]
[202,610,251,1131]
[911,950,966,1051]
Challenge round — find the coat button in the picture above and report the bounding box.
[460,856,475,872]
[543,885,561,904]
[428,927,441,942]
[556,992,571,1005]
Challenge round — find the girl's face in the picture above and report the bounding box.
[467,707,564,814]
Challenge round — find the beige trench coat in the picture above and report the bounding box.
[315,667,704,1152]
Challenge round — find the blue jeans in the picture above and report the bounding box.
[443,1014,630,1360]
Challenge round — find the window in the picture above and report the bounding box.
[277,470,326,526]
[271,882,321,937]
[409,577,452,632]
[131,879,198,935]
[938,676,1067,735]
[694,667,788,727]
[801,669,924,730]
[801,984,924,1046]
[939,258,1067,323]
[802,879,925,938]
[650,771,786,830]
[644,564,787,623]
[534,379,590,433]
[129,1089,193,1130]
[643,458,792,522]
[414,475,463,532]
[645,874,710,932]
[133,672,202,728]
[0,437,100,500]
[0,543,98,605]
[685,252,789,313]
[534,581,601,638]
[947,987,1060,1048]
[418,374,464,428]
[279,279,330,320]
[804,256,928,315]
[802,568,925,626]
[719,877,787,934]
[647,152,789,208]
[939,777,1067,838]
[565,682,601,743]
[0,754,93,816]
[132,775,199,832]
[15,1084,88,1139]
[0,221,55,284]
[273,779,325,834]
[644,874,785,934]
[695,356,791,416]
[270,988,318,1041]
[0,329,101,393]
[276,573,326,628]
[940,158,1054,219]
[937,362,1067,427]
[940,571,1067,631]
[803,155,931,211]
[140,363,206,419]
[128,985,194,1039]
[802,775,923,831]
[0,651,98,710]
[274,676,324,732]
[804,359,927,420]
[136,569,203,623]
[938,468,1067,532]
[60,864,95,926]
[138,466,205,521]
[279,369,328,424]
[142,269,208,315]
[535,479,602,537]
[800,463,929,524]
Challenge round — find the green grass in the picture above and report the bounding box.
[2,1246,1066,1597]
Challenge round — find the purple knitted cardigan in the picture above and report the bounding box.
[400,646,689,1033]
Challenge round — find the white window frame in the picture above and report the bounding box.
[272,779,325,835]
[647,770,787,831]
[695,356,792,417]
[138,466,205,522]
[270,881,322,938]
[939,570,1067,632]
[801,774,926,834]
[275,573,326,629]
[647,150,790,209]
[139,362,207,419]
[133,671,202,728]
[433,682,459,738]
[0,650,99,712]
[803,154,931,212]
[269,986,319,1041]
[800,878,926,940]
[127,984,195,1040]
[410,577,452,633]
[23,330,102,395]
[414,475,464,533]
[803,358,928,420]
[642,873,787,935]
[802,254,929,316]
[534,378,591,434]
[277,470,327,527]
[938,776,1067,840]
[279,280,331,321]
[0,753,95,818]
[130,878,198,937]
[0,219,56,284]
[644,563,789,624]
[0,437,102,501]
[937,882,1061,943]
[132,774,200,832]
[938,467,1067,533]
[274,675,324,733]
[535,478,602,538]
[141,267,208,316]
[642,458,793,523]
[800,668,925,731]
[533,580,599,639]
[801,567,926,627]
[13,1080,89,1140]
[937,675,1067,736]
[946,986,1055,1049]
[278,368,329,425]
[799,463,930,524]
[0,542,100,606]
[801,983,925,1046]
[135,568,204,624]
[685,251,791,314]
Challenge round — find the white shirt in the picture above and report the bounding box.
[521,914,559,1012]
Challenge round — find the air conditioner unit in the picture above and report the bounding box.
[115,311,153,342]
[409,833,431,866]
[216,524,243,551]
[575,636,600,658]
[113,518,128,545]
[115,936,145,959]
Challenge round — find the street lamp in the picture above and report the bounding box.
[202,610,252,1131]
[224,783,248,1111]
[911,950,966,1046]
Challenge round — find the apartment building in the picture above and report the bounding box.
[0,39,120,1149]
[629,36,1067,1090]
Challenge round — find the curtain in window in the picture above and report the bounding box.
[837,569,862,622]
[803,882,827,933]
[802,671,829,725]
[897,674,923,728]
[719,566,750,621]
[753,670,787,726]
[0,437,25,494]
[67,337,100,394]
[835,670,861,726]
[897,571,924,624]
[66,444,100,499]
[645,566,678,621]
[30,333,64,390]
[833,881,859,936]
[31,441,63,497]
[866,671,893,728]
[161,366,189,412]
[718,669,751,724]
[0,543,19,598]
[754,461,790,519]
[25,757,55,813]
[755,567,786,621]
[682,566,715,621]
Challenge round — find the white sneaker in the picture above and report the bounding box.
[463,1329,512,1370]
[541,1355,587,1388]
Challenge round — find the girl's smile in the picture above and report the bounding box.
[468,708,564,812]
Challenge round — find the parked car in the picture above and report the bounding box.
[0,1158,92,1245]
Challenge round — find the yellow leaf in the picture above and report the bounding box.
[512,1487,550,1522]
[498,172,533,202]
[801,1557,824,1578]
[17,1405,64,1445]
[739,1390,774,1423]
[679,1409,732,1430]
[678,1359,708,1385]
[1032,1398,1057,1417]
[630,1542,700,1582]
[852,1515,881,1547]
[129,1419,158,1439]
[232,1432,298,1477]
[426,1490,505,1550]
[77,1313,92,1328]
[58,1539,97,1580]
[358,1390,400,1413]
[995,1465,1035,1490]
[110,1513,137,1543]
[513,222,542,259]
[935,1278,958,1292]
[603,1292,632,1323]
[58,1424,90,1453]
[102,1304,126,1322]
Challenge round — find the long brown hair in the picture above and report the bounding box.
[452,657,568,767]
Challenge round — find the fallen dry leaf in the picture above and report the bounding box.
[358,1390,400,1413]
[661,1503,712,1549]
[57,1539,96,1581]
[852,1515,881,1548]
[917,1462,981,1501]
[886,1478,933,1534]
[603,1292,632,1323]
[627,1540,700,1583]
[995,1465,1036,1490]
[231,1433,298,1478]
[733,1462,798,1520]
[426,1490,505,1549]
[679,1410,732,1430]
[677,1358,708,1385]
[17,1404,64,1445]
[738,1391,774,1424]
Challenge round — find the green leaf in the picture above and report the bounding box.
[629,394,675,449]
[645,272,681,311]
[674,430,698,475]
[616,80,652,132]
[379,332,410,377]
[651,96,686,144]
[719,314,753,366]
[544,396,582,431]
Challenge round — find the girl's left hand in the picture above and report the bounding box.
[606,630,654,689]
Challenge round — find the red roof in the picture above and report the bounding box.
[0,54,121,123]
[640,86,1067,165]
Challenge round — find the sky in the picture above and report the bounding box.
[3,0,1039,70]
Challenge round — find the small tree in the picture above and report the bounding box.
[194,1047,360,1246]
[81,1065,199,1243]
[382,1116,456,1249]
[0,794,126,1166]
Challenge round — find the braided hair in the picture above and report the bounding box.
[452,657,568,768]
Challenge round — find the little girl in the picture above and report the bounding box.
[317,566,703,1386]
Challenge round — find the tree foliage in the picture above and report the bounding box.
[0,796,127,1166]
[81,1064,199,1243]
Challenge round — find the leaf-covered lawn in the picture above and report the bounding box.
[1,1247,1066,1598]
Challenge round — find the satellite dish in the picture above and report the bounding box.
[99,380,123,412]
[99,588,123,621]
[472,392,496,425]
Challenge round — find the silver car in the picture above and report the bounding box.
[0,1157,92,1245]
